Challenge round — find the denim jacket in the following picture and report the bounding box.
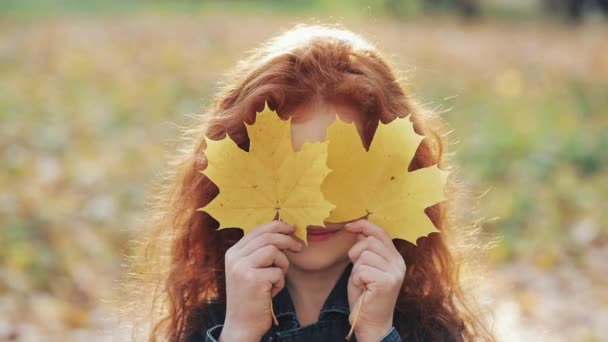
[189,262,401,342]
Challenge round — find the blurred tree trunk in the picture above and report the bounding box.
[422,0,481,19]
[544,0,608,23]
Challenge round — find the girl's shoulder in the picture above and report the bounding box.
[192,298,463,342]
[395,309,464,342]
[186,299,226,342]
[406,322,465,342]
[195,298,226,327]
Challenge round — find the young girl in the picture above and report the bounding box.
[124,24,495,342]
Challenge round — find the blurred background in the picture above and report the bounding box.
[1,0,607,341]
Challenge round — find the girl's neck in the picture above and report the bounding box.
[284,258,351,325]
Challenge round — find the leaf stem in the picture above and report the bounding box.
[270,299,279,326]
[345,287,367,340]
[271,215,282,326]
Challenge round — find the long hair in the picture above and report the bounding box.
[120,23,496,342]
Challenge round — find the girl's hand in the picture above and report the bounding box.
[221,220,303,341]
[344,219,406,342]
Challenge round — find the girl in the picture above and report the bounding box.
[123,24,495,342]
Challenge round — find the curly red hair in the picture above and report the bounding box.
[120,23,496,342]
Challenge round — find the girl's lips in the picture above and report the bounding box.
[306,225,340,234]
[306,226,340,242]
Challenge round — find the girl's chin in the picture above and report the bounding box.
[285,253,348,272]
[285,247,353,271]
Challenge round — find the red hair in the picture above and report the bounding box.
[120,23,495,341]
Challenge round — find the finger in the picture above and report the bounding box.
[344,219,393,246]
[353,249,389,273]
[270,275,285,298]
[235,220,296,250]
[351,264,386,290]
[348,235,392,264]
[254,267,284,295]
[268,248,290,276]
[240,232,302,258]
[246,244,289,275]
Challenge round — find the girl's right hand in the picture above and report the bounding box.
[220,220,304,341]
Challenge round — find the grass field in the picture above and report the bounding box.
[1,3,607,341]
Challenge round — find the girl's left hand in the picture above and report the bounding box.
[344,219,407,342]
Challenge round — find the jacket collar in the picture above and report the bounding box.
[271,261,352,322]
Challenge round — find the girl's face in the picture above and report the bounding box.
[283,100,368,271]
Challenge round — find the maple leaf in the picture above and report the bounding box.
[197,101,334,245]
[321,115,449,245]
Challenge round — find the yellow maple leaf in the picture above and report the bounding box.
[197,101,335,245]
[321,115,449,245]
